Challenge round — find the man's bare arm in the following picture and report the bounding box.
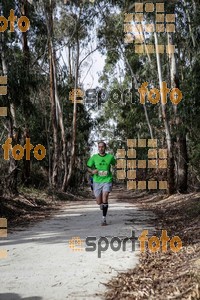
[87,168,98,174]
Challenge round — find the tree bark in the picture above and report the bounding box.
[66,22,80,188]
[168,33,188,192]
[45,0,59,187]
[45,0,68,189]
[176,135,188,192]
[21,0,31,185]
[154,31,175,195]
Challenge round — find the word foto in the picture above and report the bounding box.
[139,230,182,253]
[0,9,30,32]
[2,138,46,161]
[139,82,183,105]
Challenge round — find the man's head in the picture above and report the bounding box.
[98,141,106,155]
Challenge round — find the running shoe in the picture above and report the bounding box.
[101,218,107,226]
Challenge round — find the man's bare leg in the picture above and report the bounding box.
[96,194,103,206]
[102,192,109,203]
[101,192,109,224]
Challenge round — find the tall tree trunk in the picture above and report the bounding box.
[50,51,59,188]
[68,45,73,84]
[168,33,188,192]
[66,29,80,188]
[176,135,188,192]
[46,0,59,187]
[45,0,68,189]
[21,0,31,185]
[52,50,68,191]
[154,31,175,195]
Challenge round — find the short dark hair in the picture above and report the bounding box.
[98,141,106,147]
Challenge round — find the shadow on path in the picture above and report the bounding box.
[0,294,42,300]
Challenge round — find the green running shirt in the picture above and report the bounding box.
[87,153,116,183]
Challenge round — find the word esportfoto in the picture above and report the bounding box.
[0,9,30,32]
[2,138,46,160]
[70,81,182,107]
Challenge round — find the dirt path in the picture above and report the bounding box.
[0,188,155,300]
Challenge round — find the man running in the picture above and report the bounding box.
[87,141,116,226]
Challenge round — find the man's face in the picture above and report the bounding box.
[98,143,106,155]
